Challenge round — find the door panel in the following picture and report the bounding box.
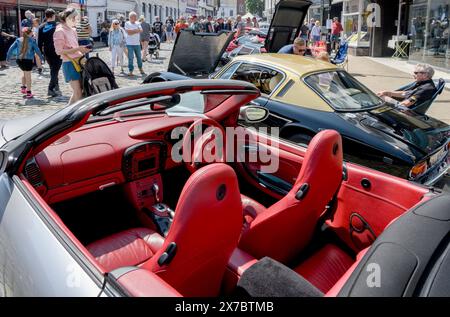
[237,129,430,252]
[0,174,103,296]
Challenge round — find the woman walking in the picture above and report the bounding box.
[6,27,43,98]
[53,7,91,104]
[108,19,126,73]
[139,15,151,62]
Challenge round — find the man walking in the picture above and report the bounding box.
[125,11,144,76]
[331,17,343,51]
[38,8,62,97]
[153,16,164,43]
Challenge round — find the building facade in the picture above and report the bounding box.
[408,0,449,71]
[218,0,237,18]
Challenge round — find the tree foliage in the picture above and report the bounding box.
[245,0,264,17]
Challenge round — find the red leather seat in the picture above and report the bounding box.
[239,130,343,263]
[88,163,243,297]
[294,244,354,293]
[87,228,164,272]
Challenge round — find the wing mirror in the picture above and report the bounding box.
[239,105,269,123]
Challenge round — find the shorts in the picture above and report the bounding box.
[331,34,340,42]
[16,59,33,71]
[62,61,81,83]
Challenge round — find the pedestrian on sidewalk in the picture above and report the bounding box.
[76,16,92,58]
[139,15,151,62]
[165,16,175,42]
[108,19,126,73]
[153,16,164,44]
[32,18,43,75]
[310,21,322,44]
[21,11,34,29]
[0,30,16,69]
[38,8,62,97]
[125,11,145,76]
[331,17,343,52]
[6,27,43,99]
[53,7,91,104]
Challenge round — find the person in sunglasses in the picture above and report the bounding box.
[377,64,437,107]
[277,37,312,56]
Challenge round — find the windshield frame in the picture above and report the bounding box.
[302,69,384,112]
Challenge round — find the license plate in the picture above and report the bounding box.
[429,147,446,166]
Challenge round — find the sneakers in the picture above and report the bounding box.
[139,68,146,75]
[20,86,27,94]
[26,91,33,99]
[48,89,59,97]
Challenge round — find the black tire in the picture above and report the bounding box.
[287,133,314,148]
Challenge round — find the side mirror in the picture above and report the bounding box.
[239,105,269,123]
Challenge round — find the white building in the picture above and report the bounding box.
[217,0,237,18]
[86,0,185,37]
[263,0,280,21]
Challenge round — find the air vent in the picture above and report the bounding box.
[24,160,44,187]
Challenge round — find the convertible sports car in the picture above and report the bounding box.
[0,80,449,297]
[145,0,450,185]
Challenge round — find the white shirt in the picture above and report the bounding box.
[125,21,142,46]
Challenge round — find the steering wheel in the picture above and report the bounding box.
[182,118,226,173]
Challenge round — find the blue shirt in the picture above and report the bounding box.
[7,37,43,61]
[278,44,294,54]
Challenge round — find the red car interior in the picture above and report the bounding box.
[238,130,344,264]
[87,163,243,297]
[18,90,435,297]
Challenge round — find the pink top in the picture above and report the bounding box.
[53,23,82,62]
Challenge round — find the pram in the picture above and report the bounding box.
[148,33,160,60]
[79,55,119,97]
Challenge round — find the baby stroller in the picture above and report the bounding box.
[79,55,119,97]
[148,33,160,60]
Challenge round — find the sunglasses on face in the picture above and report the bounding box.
[414,71,425,74]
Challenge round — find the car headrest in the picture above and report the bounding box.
[295,129,343,190]
[269,73,283,92]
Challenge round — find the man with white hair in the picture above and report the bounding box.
[21,10,34,28]
[377,64,437,107]
[125,11,144,76]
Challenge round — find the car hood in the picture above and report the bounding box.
[168,30,235,77]
[360,105,450,155]
[265,0,312,53]
[0,111,56,146]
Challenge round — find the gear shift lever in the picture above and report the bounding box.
[151,183,160,204]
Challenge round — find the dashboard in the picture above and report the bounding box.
[24,115,195,204]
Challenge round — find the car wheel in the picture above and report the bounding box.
[288,133,314,148]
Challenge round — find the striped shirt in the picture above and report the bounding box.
[76,19,91,40]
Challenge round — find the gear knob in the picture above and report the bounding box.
[151,183,160,203]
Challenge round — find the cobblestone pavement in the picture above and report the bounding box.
[0,42,173,120]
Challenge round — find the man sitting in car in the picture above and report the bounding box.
[277,37,312,56]
[377,64,437,107]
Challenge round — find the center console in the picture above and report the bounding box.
[122,141,175,237]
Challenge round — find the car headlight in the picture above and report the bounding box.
[409,161,428,179]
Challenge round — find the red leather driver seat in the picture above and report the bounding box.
[239,130,343,263]
[88,163,243,297]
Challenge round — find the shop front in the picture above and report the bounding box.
[408,0,449,71]
[341,0,372,56]
[0,0,18,35]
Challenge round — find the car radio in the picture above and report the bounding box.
[122,141,165,181]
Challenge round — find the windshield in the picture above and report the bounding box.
[304,71,383,111]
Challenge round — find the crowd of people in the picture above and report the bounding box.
[1,6,435,111]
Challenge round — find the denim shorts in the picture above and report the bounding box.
[62,61,81,83]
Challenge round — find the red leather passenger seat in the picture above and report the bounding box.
[87,228,164,272]
[294,244,354,293]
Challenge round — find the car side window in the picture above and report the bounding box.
[218,62,241,79]
[229,63,284,96]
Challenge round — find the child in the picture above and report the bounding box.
[108,19,126,73]
[32,18,43,74]
[7,27,43,98]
